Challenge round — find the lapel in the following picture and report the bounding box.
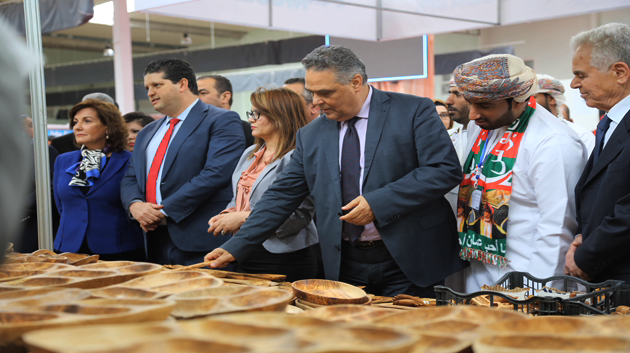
[250,156,281,196]
[584,110,630,186]
[363,87,390,185]
[322,117,342,206]
[87,151,127,196]
[137,116,166,191]
[161,100,206,179]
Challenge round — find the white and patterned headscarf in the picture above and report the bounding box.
[453,54,537,103]
[537,74,567,107]
[67,146,106,187]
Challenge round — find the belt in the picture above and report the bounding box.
[345,239,384,249]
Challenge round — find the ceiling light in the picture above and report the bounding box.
[181,33,192,46]
[103,45,114,57]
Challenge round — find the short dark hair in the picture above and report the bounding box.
[284,77,305,85]
[198,75,233,107]
[144,59,198,95]
[123,112,154,128]
[69,99,127,152]
[302,45,368,84]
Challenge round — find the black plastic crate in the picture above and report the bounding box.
[435,285,562,315]
[435,271,624,315]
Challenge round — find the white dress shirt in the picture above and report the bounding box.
[463,105,587,292]
[145,99,198,209]
[603,94,630,148]
[338,86,380,241]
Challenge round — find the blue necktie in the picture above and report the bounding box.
[341,117,364,244]
[593,115,612,164]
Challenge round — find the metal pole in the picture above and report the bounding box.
[24,0,53,250]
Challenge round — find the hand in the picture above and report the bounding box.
[204,248,236,268]
[208,211,249,236]
[130,202,164,231]
[340,196,376,226]
[564,234,592,280]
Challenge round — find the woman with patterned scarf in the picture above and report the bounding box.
[52,99,145,261]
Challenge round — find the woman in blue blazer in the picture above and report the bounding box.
[206,88,318,281]
[53,99,144,261]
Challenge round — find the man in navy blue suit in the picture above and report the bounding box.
[121,59,245,265]
[206,46,466,296]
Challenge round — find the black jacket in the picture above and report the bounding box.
[575,109,630,284]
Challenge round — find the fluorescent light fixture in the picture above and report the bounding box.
[368,35,429,82]
[325,35,330,46]
[89,0,135,26]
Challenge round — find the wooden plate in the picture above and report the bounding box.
[474,335,630,353]
[58,253,100,266]
[119,271,210,289]
[23,322,176,353]
[170,286,292,319]
[292,279,369,305]
[89,287,163,300]
[481,316,593,337]
[89,337,252,353]
[411,333,472,353]
[301,304,396,322]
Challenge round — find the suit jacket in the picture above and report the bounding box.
[226,146,318,254]
[221,87,467,287]
[575,109,630,283]
[53,150,143,253]
[120,100,245,252]
[50,133,79,155]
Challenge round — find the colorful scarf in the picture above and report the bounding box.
[67,146,107,187]
[457,98,537,267]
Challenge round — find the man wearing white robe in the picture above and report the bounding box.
[536,74,596,154]
[454,55,588,292]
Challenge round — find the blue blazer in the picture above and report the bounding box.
[120,100,245,252]
[222,87,468,287]
[53,150,143,254]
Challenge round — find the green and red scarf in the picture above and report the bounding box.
[457,98,537,267]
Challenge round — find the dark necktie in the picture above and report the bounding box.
[146,118,180,204]
[593,115,612,164]
[341,116,364,244]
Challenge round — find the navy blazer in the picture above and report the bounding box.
[575,109,630,283]
[53,150,143,254]
[121,100,245,252]
[222,87,468,287]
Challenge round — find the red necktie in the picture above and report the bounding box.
[146,118,180,204]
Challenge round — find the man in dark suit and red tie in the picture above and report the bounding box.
[205,45,466,297]
[565,23,630,284]
[121,59,245,265]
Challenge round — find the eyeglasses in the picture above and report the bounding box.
[246,110,262,121]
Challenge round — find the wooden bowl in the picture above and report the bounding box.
[23,322,176,353]
[374,307,459,325]
[58,253,100,266]
[409,319,480,335]
[292,279,369,305]
[150,277,224,294]
[474,335,630,353]
[596,317,630,337]
[0,263,71,272]
[0,288,91,309]
[207,311,330,328]
[454,305,527,324]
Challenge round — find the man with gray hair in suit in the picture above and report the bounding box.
[206,45,466,297]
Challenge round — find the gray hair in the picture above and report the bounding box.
[82,92,115,105]
[301,45,368,85]
[570,23,630,72]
